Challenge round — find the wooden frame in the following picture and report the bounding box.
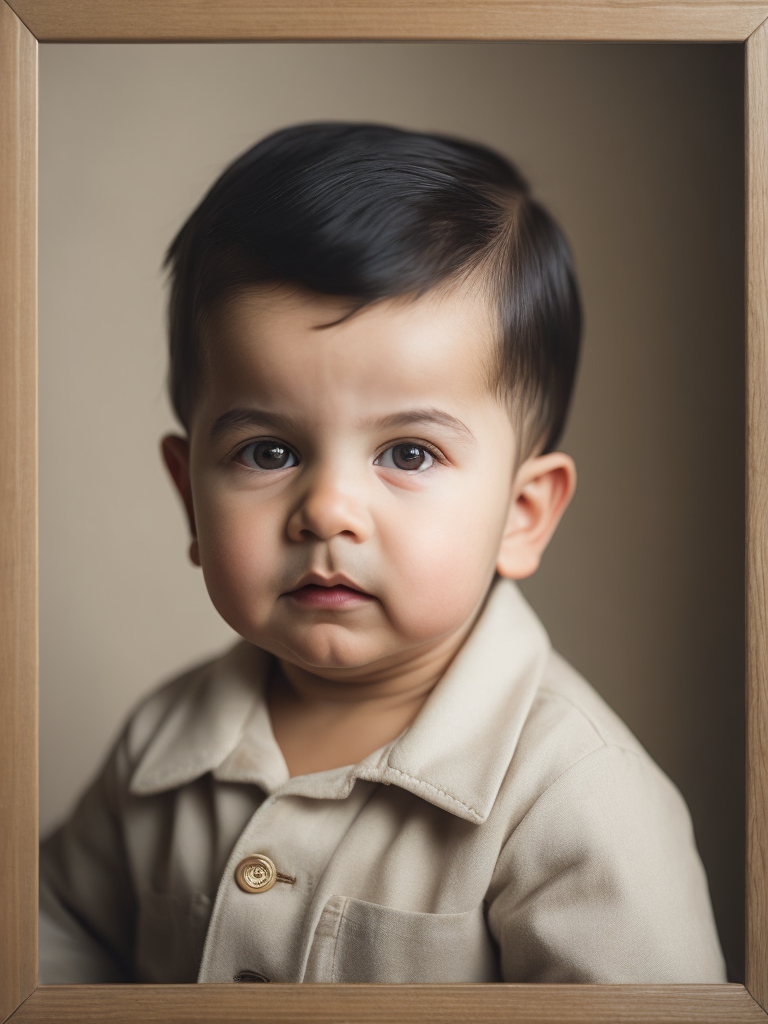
[1,1,766,1021]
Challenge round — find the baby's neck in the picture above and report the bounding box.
[267,652,448,778]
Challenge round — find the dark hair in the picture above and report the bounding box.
[164,122,581,456]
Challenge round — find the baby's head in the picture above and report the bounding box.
[161,123,581,681]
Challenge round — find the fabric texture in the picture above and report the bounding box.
[39,577,727,984]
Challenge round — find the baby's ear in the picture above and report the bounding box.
[496,452,577,580]
[160,435,200,566]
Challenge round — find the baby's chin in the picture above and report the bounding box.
[240,620,435,681]
[267,631,399,677]
[217,595,479,681]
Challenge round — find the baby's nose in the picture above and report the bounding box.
[286,470,373,543]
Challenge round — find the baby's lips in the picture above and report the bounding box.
[289,571,371,595]
[285,581,375,608]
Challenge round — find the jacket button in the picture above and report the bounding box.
[235,853,278,893]
[234,970,270,982]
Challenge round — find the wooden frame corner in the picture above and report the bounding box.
[3,2,767,1020]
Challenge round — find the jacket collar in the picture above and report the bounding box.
[129,577,551,824]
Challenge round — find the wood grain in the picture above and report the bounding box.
[0,3,37,1024]
[746,13,768,1016]
[2,1,766,1022]
[5,0,768,42]
[9,983,768,1024]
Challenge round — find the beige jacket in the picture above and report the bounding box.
[39,577,727,985]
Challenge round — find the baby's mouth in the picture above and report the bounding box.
[286,581,373,608]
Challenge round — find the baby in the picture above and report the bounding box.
[39,122,727,985]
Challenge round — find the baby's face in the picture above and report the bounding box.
[178,283,523,680]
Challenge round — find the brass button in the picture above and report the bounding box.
[235,854,278,893]
[234,969,270,982]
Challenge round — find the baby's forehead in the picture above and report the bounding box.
[208,280,500,369]
[195,281,514,433]
[218,278,494,326]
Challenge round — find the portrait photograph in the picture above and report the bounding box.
[1,3,766,1023]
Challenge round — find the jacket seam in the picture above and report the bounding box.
[375,764,482,818]
[496,741,645,858]
[330,897,348,983]
[535,684,628,749]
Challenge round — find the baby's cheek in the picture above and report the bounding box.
[385,518,500,641]
[198,555,256,636]
[196,507,275,625]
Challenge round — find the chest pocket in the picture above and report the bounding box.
[134,890,212,983]
[304,895,500,983]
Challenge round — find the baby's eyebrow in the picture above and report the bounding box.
[208,406,477,444]
[367,409,477,444]
[208,408,296,442]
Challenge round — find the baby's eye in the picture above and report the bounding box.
[237,440,299,470]
[375,443,435,473]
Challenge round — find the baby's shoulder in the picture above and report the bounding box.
[500,649,672,813]
[115,641,258,769]
[533,649,648,754]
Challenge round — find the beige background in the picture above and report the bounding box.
[39,41,745,980]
